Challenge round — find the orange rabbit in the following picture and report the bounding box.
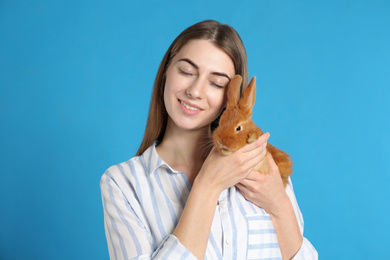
[212,75,292,187]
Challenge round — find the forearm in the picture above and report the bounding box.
[269,194,303,260]
[173,178,220,260]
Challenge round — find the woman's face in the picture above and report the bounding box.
[164,39,235,132]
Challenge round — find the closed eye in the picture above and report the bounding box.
[210,75,229,89]
[179,68,193,76]
[210,82,225,89]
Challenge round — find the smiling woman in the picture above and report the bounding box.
[135,20,250,155]
[100,20,318,260]
[163,39,234,131]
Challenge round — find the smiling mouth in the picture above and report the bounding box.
[180,100,200,111]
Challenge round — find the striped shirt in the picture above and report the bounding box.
[100,142,318,259]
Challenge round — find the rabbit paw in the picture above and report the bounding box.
[247,133,257,143]
[221,148,232,156]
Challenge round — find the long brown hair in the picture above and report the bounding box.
[136,20,249,156]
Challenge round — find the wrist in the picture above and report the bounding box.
[268,192,292,219]
[267,193,303,260]
[193,175,221,203]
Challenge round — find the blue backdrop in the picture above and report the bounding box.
[1,1,389,259]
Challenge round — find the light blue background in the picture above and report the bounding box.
[1,0,389,259]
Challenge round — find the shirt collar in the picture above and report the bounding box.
[143,141,175,175]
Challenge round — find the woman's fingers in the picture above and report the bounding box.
[223,132,269,178]
[200,132,272,192]
[240,132,270,153]
[239,169,263,182]
[239,133,269,161]
[235,182,249,195]
[244,146,267,168]
[266,153,281,177]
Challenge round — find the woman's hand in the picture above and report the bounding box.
[175,133,268,259]
[195,132,270,195]
[235,153,289,217]
[194,135,304,260]
[236,153,304,259]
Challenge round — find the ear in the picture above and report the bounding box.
[238,76,256,115]
[226,75,242,109]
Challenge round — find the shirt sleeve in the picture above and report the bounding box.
[292,237,318,260]
[100,171,197,260]
[286,179,319,260]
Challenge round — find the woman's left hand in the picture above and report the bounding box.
[235,153,289,217]
[237,153,304,259]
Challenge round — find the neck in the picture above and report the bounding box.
[156,121,213,184]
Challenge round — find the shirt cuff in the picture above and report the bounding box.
[151,234,198,260]
[292,237,318,260]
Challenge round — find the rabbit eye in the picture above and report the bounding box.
[236,126,241,132]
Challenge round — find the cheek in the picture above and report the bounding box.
[163,79,170,104]
[163,86,169,108]
[163,80,177,113]
[164,72,187,96]
[164,68,177,95]
[209,90,226,111]
[164,76,178,103]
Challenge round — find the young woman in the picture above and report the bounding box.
[100,20,318,260]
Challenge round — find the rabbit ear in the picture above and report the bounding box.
[238,76,256,115]
[226,75,242,109]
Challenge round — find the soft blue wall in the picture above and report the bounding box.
[1,1,389,259]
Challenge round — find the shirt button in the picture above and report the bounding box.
[226,238,232,245]
[220,201,227,208]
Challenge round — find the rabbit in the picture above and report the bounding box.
[212,75,292,187]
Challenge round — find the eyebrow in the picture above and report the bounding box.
[178,58,231,80]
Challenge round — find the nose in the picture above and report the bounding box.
[186,78,206,99]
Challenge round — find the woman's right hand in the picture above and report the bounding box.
[195,132,270,194]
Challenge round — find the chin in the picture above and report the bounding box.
[174,118,210,131]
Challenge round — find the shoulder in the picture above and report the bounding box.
[100,156,145,188]
[100,143,157,192]
[99,156,149,213]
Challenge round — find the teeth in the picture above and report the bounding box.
[181,101,199,111]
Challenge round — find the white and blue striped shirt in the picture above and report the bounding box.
[100,142,318,259]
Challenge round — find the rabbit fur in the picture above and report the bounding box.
[212,75,292,187]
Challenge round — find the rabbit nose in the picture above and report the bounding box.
[219,142,229,150]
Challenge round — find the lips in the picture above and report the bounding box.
[179,99,202,111]
[178,99,203,116]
